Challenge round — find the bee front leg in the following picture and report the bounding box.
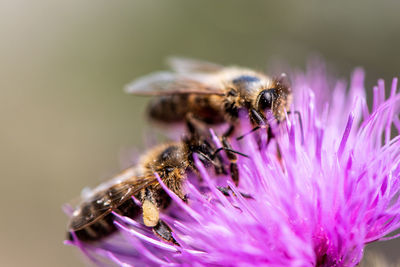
[221,136,239,186]
[213,137,254,197]
[211,137,249,186]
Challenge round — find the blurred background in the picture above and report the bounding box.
[1,0,400,266]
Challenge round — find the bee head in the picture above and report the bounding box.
[256,73,292,122]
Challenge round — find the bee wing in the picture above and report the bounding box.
[124,71,225,96]
[69,175,158,231]
[167,57,224,73]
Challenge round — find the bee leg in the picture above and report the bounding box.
[142,198,160,228]
[141,189,179,245]
[185,112,210,138]
[221,136,239,186]
[215,142,253,197]
[217,186,253,199]
[152,220,179,245]
[211,139,249,186]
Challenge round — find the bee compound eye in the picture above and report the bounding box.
[258,89,276,110]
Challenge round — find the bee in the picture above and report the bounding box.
[125,57,293,139]
[67,120,244,244]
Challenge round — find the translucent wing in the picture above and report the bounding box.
[124,71,225,96]
[167,57,224,73]
[69,174,158,231]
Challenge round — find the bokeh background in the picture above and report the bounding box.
[1,1,400,266]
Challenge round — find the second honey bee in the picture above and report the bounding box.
[125,58,293,138]
[67,120,244,244]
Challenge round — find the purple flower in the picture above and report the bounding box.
[65,61,400,266]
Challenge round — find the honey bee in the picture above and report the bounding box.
[125,57,293,139]
[67,121,244,244]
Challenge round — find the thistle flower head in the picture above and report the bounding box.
[65,61,400,266]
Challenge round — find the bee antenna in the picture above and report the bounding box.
[236,126,261,141]
[212,147,249,158]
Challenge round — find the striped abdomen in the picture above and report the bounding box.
[147,94,225,124]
